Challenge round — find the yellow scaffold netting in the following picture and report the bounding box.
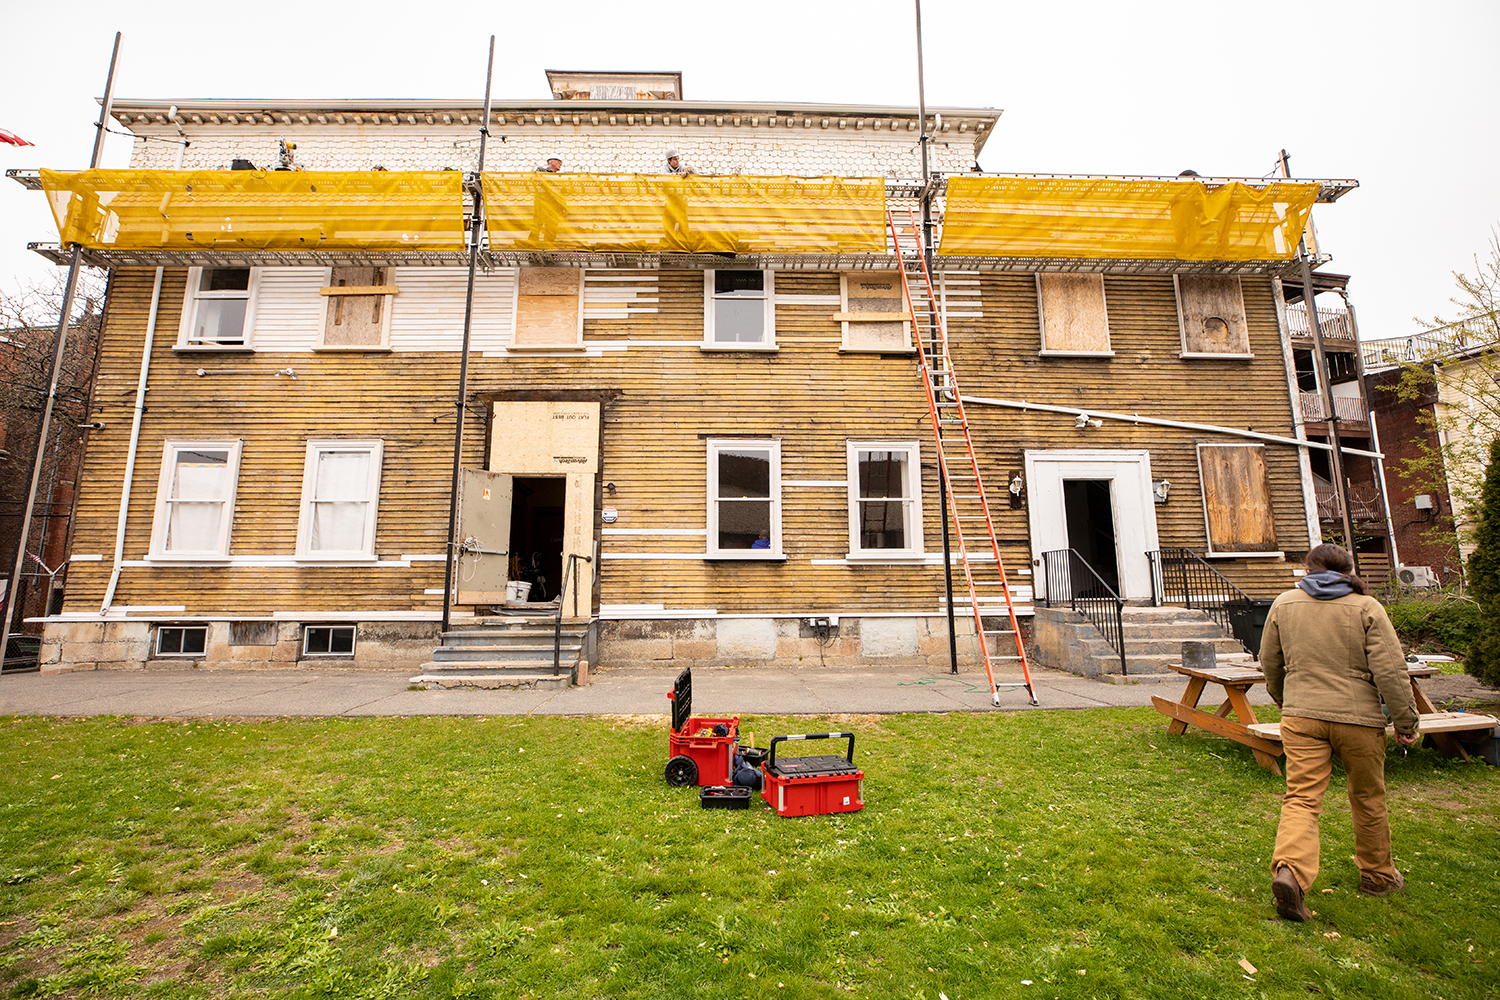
[40,169,468,251]
[938,176,1321,260]
[481,174,887,254]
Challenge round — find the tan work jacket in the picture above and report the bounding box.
[1259,589,1419,735]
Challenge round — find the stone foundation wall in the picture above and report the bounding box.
[597,615,1033,671]
[40,620,440,673]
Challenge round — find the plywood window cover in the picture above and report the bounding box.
[295,439,385,561]
[1176,275,1253,359]
[702,270,777,351]
[511,267,585,351]
[176,266,262,351]
[148,439,244,561]
[1036,273,1113,357]
[1196,442,1281,557]
[838,272,913,354]
[846,440,925,560]
[706,437,784,560]
[317,266,396,350]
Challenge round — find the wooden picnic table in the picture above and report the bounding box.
[1149,661,1491,774]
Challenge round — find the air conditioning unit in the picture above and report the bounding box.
[1396,565,1440,588]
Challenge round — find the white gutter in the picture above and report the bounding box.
[959,395,1384,460]
[99,266,163,612]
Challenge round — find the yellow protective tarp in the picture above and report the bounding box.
[481,174,886,254]
[40,169,467,251]
[938,176,1320,260]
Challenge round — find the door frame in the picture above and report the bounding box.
[1024,449,1160,602]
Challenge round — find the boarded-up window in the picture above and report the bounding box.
[1197,443,1278,554]
[514,267,582,348]
[1177,276,1251,356]
[838,272,911,352]
[1037,273,1110,354]
[318,266,395,349]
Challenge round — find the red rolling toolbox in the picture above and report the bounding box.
[664,667,739,787]
[762,732,864,817]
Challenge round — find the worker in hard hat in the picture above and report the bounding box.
[664,148,695,176]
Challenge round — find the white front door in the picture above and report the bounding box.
[1024,450,1160,602]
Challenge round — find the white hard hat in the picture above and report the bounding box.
[546,153,563,162]
[665,148,680,159]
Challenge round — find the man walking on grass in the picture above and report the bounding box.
[1258,543,1420,922]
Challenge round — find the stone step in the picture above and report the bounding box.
[417,659,575,677]
[409,671,571,691]
[443,628,587,643]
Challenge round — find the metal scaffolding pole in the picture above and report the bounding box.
[441,36,496,636]
[1,32,120,679]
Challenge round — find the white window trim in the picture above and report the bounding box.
[295,439,385,562]
[702,270,777,351]
[846,440,925,560]
[148,439,244,562]
[176,266,262,350]
[302,624,358,657]
[315,266,396,351]
[154,624,209,657]
[707,438,782,559]
[1174,274,1255,360]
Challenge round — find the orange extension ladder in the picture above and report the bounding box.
[888,207,1038,706]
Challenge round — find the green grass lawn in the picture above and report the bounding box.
[1,708,1496,1000]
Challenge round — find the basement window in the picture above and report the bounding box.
[303,625,356,657]
[156,625,208,657]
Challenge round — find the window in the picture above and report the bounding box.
[848,441,924,558]
[513,267,584,348]
[303,625,356,656]
[1037,273,1111,355]
[1176,276,1251,357]
[178,267,260,348]
[838,272,911,352]
[297,440,385,560]
[149,440,243,559]
[1197,443,1279,555]
[704,270,775,348]
[156,625,208,657]
[318,266,395,349]
[707,439,781,557]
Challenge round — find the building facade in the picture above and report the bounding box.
[22,72,1356,682]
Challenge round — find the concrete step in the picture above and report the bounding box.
[409,670,571,691]
[432,643,581,659]
[443,629,587,644]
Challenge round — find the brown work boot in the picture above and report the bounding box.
[1273,866,1312,921]
[1358,870,1405,897]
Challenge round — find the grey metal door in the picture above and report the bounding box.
[456,468,512,606]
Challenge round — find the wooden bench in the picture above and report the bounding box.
[1247,712,1500,763]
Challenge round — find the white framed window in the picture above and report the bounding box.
[303,625,357,657]
[296,440,385,560]
[707,438,781,558]
[156,625,208,657]
[703,270,775,349]
[148,440,244,560]
[177,267,261,349]
[848,441,924,558]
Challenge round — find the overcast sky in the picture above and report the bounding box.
[2,0,1496,336]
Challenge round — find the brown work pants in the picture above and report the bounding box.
[1272,715,1401,891]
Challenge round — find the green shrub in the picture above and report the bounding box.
[1384,593,1483,655]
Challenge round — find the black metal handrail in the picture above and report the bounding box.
[553,553,593,676]
[1040,548,1126,677]
[1146,547,1252,635]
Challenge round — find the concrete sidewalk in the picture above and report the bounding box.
[0,663,1256,718]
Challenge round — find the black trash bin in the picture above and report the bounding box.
[1225,599,1275,656]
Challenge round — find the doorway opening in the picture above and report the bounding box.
[1063,479,1120,596]
[509,477,565,603]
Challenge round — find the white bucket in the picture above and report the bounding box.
[505,581,532,604]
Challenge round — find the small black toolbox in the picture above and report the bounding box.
[699,785,751,809]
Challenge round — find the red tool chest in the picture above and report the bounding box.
[664,667,739,787]
[761,732,864,817]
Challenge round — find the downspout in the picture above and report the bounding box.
[99,266,165,612]
[1272,275,1324,548]
[100,128,185,612]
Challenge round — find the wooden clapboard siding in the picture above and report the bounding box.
[66,263,1308,619]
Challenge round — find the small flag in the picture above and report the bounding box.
[0,127,35,147]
